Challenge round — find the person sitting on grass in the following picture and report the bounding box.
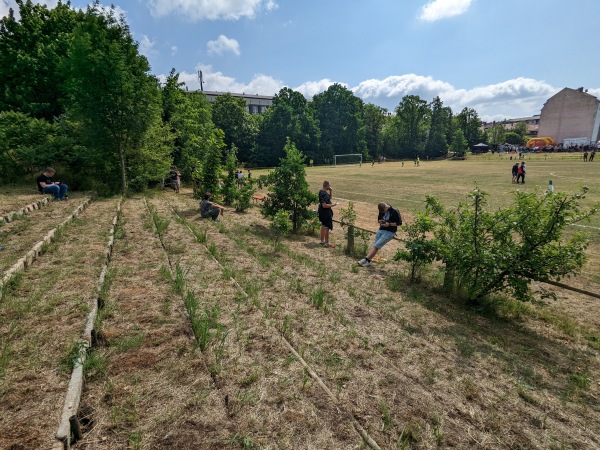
[200,192,225,222]
[36,167,68,201]
[358,202,402,267]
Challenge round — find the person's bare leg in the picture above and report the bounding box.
[321,226,330,244]
[366,246,379,260]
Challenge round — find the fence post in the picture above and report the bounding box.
[346,225,355,255]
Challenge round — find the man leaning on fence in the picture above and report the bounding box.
[358,202,402,267]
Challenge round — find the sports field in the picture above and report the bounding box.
[0,157,599,449]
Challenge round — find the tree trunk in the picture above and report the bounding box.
[443,265,455,295]
[346,225,355,255]
[119,146,127,194]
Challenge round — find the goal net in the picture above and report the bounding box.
[334,154,362,166]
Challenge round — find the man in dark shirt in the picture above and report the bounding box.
[358,202,402,267]
[36,167,68,200]
[200,192,225,222]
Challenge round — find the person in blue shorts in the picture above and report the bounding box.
[358,202,402,267]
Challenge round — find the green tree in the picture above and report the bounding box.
[262,139,318,233]
[425,96,450,158]
[211,93,256,162]
[162,75,214,178]
[363,103,388,159]
[427,188,596,304]
[311,83,367,161]
[200,129,226,196]
[394,213,438,282]
[505,131,526,146]
[63,4,163,193]
[488,123,506,150]
[222,145,239,206]
[254,87,320,166]
[393,95,430,158]
[0,111,58,181]
[449,129,468,157]
[128,118,174,191]
[0,0,84,121]
[454,107,482,148]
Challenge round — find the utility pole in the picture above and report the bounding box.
[197,70,204,92]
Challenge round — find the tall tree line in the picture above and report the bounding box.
[0,1,488,193]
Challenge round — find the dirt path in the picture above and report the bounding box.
[0,198,120,450]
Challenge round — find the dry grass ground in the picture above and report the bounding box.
[0,186,46,216]
[0,192,88,273]
[168,192,599,449]
[0,198,120,449]
[0,156,598,449]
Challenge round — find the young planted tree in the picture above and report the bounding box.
[199,129,225,196]
[394,213,437,282]
[427,187,596,304]
[221,146,239,206]
[262,139,317,233]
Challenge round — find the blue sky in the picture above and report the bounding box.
[2,0,599,121]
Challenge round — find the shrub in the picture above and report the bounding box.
[427,187,596,304]
[394,212,437,282]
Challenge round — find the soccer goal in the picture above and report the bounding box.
[333,154,362,167]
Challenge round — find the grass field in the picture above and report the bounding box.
[0,158,599,449]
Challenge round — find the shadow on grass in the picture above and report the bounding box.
[385,271,597,406]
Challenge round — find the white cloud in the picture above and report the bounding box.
[352,75,558,120]
[162,66,598,121]
[171,65,283,94]
[171,46,178,56]
[1,0,58,19]
[139,35,158,60]
[586,87,600,98]
[207,35,241,56]
[418,0,473,22]
[294,79,341,98]
[147,0,278,21]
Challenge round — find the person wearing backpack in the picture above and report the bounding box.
[512,163,519,183]
[358,202,402,267]
[516,161,526,184]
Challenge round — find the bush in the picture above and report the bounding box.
[404,187,597,304]
[394,213,437,282]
